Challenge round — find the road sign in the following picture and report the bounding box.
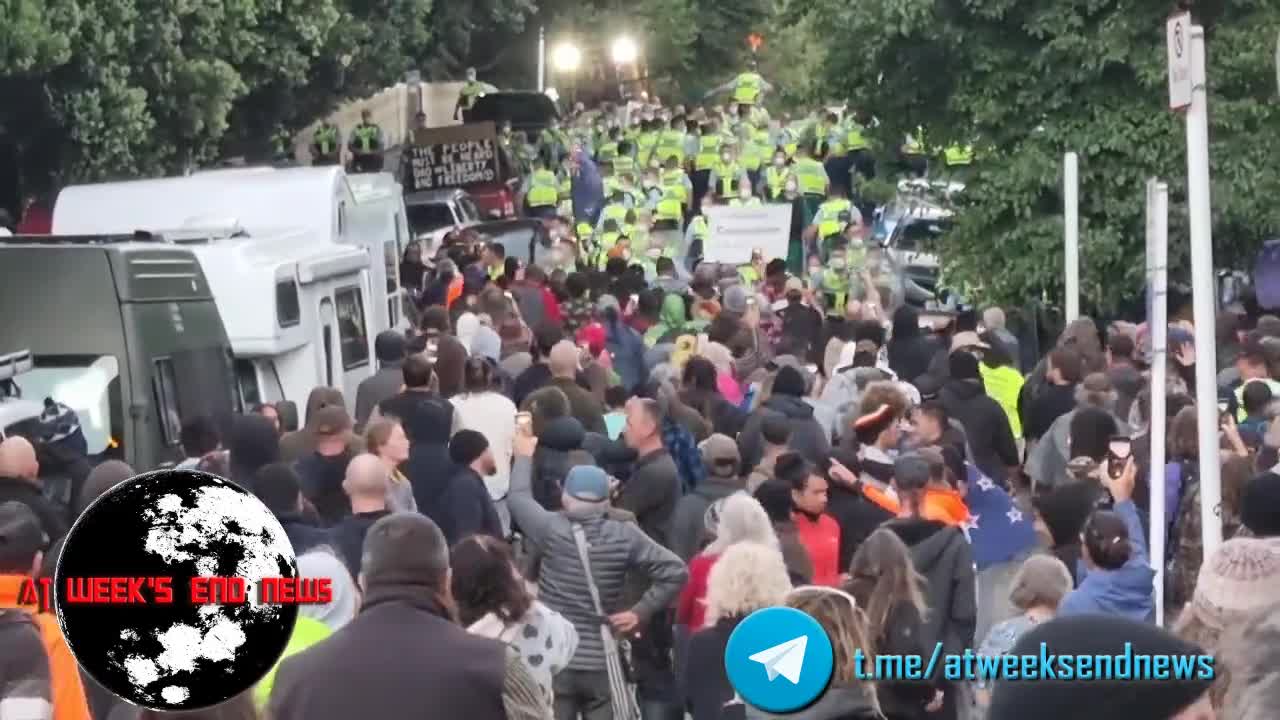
[1167,12,1192,110]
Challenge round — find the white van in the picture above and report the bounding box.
[52,165,412,333]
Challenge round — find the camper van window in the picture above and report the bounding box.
[384,240,399,294]
[338,201,347,236]
[152,358,183,446]
[15,355,123,457]
[335,287,370,370]
[276,280,301,327]
[234,359,261,408]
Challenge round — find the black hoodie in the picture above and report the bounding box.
[938,378,1019,487]
[888,306,945,384]
[737,395,831,471]
[884,517,976,659]
[530,416,587,510]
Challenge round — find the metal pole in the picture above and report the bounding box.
[1146,178,1169,626]
[1064,152,1080,323]
[537,26,546,92]
[1185,25,1222,557]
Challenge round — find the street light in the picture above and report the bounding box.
[611,35,638,65]
[551,42,581,73]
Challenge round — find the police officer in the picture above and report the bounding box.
[811,186,854,258]
[348,109,385,172]
[270,126,294,164]
[656,115,687,166]
[660,155,693,215]
[708,142,748,201]
[942,142,975,181]
[310,119,341,166]
[729,180,763,207]
[691,120,723,212]
[455,68,497,119]
[525,158,559,219]
[844,109,875,181]
[705,59,774,106]
[763,147,793,201]
[791,140,830,224]
[900,126,929,177]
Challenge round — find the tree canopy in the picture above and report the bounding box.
[812,0,1280,315]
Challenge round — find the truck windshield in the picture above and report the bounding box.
[16,355,122,456]
[406,204,455,235]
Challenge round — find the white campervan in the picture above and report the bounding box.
[52,167,412,407]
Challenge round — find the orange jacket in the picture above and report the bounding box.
[0,575,91,720]
[860,486,970,527]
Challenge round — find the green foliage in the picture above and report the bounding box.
[813,0,1280,315]
[1,0,437,188]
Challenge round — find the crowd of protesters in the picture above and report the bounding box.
[4,224,1280,720]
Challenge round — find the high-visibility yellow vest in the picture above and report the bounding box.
[733,72,763,105]
[314,126,338,156]
[716,162,743,196]
[527,169,559,207]
[352,124,380,153]
[738,264,761,285]
[689,215,709,240]
[730,197,762,207]
[815,198,852,239]
[576,221,594,243]
[740,142,763,172]
[656,130,686,163]
[844,123,869,152]
[944,144,974,166]
[764,166,792,200]
[613,155,635,176]
[661,169,689,204]
[636,132,659,165]
[557,174,572,200]
[601,202,628,226]
[655,196,683,222]
[695,135,722,172]
[793,157,828,196]
[597,142,619,163]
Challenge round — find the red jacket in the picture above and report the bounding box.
[793,512,842,586]
[676,553,718,629]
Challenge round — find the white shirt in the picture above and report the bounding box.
[450,391,517,500]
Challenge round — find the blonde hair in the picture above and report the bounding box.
[705,493,779,555]
[364,419,401,455]
[704,542,792,627]
[786,586,878,703]
[1008,554,1074,611]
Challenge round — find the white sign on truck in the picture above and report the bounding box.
[702,204,793,265]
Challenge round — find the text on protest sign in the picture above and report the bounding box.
[702,204,793,264]
[404,122,501,192]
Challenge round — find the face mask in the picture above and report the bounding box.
[739,190,752,200]
[644,176,658,187]
[649,158,661,169]
[774,157,786,167]
[785,180,798,194]
[621,250,632,261]
[722,154,732,163]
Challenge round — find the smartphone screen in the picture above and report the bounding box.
[1107,437,1132,479]
[515,412,533,435]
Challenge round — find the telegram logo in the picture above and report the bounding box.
[724,606,834,713]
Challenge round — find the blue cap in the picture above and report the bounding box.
[564,465,610,502]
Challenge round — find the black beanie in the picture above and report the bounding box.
[1242,471,1280,537]
[448,429,490,466]
[773,366,806,398]
[989,614,1212,720]
[948,350,982,381]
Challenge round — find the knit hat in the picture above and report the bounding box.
[893,453,931,492]
[772,366,806,398]
[723,285,749,315]
[854,404,896,445]
[948,350,982,381]
[1242,471,1280,537]
[564,465,610,502]
[1189,537,1280,630]
[0,501,48,571]
[39,398,82,445]
[448,429,490,466]
[988,615,1212,720]
[360,513,449,588]
[700,434,741,478]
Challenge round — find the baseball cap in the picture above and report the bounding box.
[0,501,49,570]
[311,405,352,437]
[700,434,741,476]
[564,465,610,502]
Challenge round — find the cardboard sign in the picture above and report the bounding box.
[403,122,501,192]
[702,204,793,264]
